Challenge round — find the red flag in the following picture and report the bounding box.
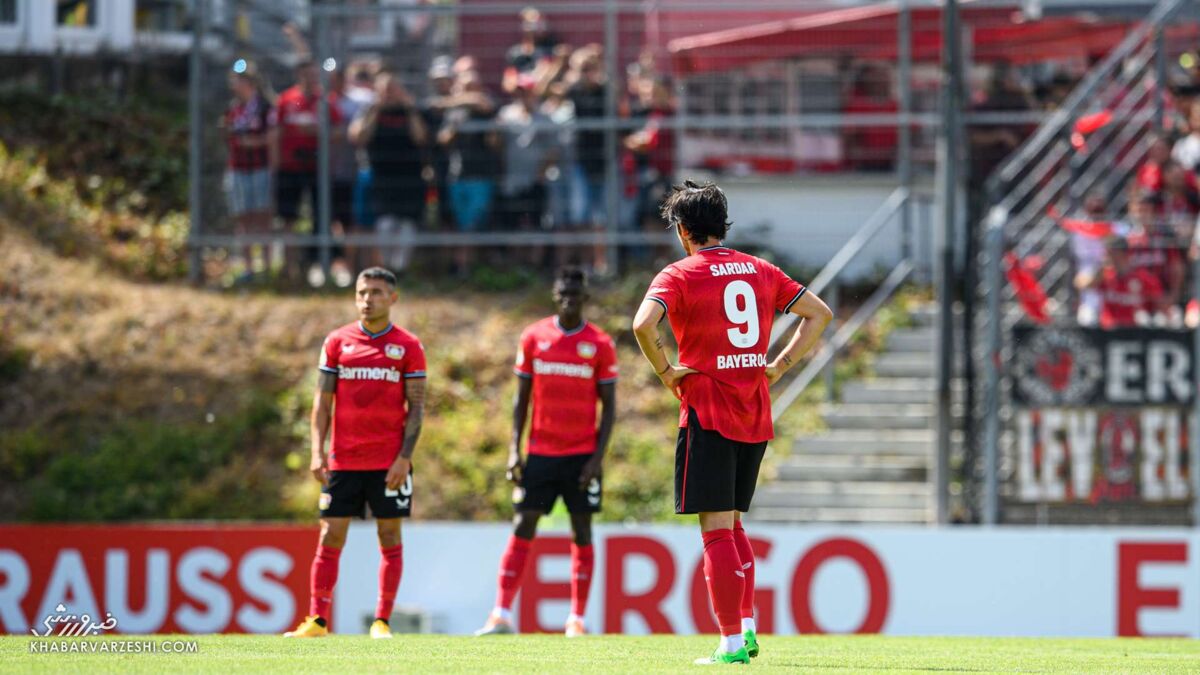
[1004,253,1051,324]
[1074,110,1113,135]
[1059,217,1114,239]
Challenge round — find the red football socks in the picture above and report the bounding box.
[495,535,533,611]
[701,528,745,637]
[569,543,595,617]
[375,544,404,620]
[309,544,342,620]
[732,520,755,619]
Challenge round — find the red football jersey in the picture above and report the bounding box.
[318,322,426,471]
[514,317,619,457]
[1098,267,1163,328]
[270,86,343,173]
[646,246,806,443]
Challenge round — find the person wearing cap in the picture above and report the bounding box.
[502,6,560,95]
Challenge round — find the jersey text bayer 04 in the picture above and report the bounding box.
[318,322,426,471]
[645,246,805,443]
[515,317,619,457]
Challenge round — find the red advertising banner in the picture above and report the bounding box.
[0,525,316,635]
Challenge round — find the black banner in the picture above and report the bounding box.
[1011,327,1194,407]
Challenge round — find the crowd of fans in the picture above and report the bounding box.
[221,7,677,283]
[1066,96,1200,329]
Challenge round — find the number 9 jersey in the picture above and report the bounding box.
[645,245,806,443]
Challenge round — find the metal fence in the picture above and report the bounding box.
[184,0,1125,286]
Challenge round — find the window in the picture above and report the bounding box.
[136,0,193,32]
[58,0,97,27]
[0,0,16,25]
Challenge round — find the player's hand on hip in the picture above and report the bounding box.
[310,454,329,486]
[386,457,411,491]
[506,450,525,484]
[658,364,697,400]
[579,455,603,490]
[765,363,784,386]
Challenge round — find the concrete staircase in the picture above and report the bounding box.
[754,310,938,524]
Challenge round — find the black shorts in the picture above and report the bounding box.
[319,469,413,519]
[515,453,601,514]
[275,170,317,222]
[675,408,767,514]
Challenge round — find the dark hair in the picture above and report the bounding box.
[659,180,731,245]
[358,267,397,287]
[554,266,587,288]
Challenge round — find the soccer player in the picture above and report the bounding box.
[475,267,618,638]
[285,267,427,639]
[632,181,832,664]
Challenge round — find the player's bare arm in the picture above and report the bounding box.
[632,298,697,399]
[580,381,616,489]
[508,376,533,483]
[387,377,425,491]
[765,291,834,386]
[309,371,337,485]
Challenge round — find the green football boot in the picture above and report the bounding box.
[693,646,751,665]
[743,630,760,658]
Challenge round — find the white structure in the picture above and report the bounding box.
[0,0,227,55]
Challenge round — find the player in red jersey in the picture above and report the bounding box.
[632,181,832,665]
[285,267,427,639]
[475,267,618,638]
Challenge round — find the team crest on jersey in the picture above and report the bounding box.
[319,493,332,511]
[537,340,552,352]
[385,344,406,360]
[577,342,597,359]
[342,343,355,353]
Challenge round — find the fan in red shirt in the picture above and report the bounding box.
[1089,240,1164,328]
[631,181,832,665]
[285,267,427,640]
[475,268,617,638]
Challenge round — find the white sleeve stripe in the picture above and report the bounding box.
[783,287,808,314]
[318,366,339,374]
[648,296,669,313]
[597,377,619,384]
[404,371,427,379]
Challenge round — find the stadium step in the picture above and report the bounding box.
[792,430,933,456]
[820,404,934,430]
[871,353,936,378]
[840,378,935,405]
[776,455,928,482]
[885,328,936,353]
[749,506,931,524]
[755,482,930,509]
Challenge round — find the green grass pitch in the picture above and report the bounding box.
[4,634,1200,673]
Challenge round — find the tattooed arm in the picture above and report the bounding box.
[765,291,834,385]
[632,299,696,399]
[386,378,426,490]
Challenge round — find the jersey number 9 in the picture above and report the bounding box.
[723,280,760,349]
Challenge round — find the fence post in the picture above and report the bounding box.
[1192,256,1200,526]
[187,0,208,285]
[898,0,913,263]
[982,210,1006,525]
[1155,26,1167,131]
[602,0,620,276]
[315,14,333,284]
[823,280,839,403]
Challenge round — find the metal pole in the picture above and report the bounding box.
[316,11,333,283]
[603,0,620,275]
[1192,256,1200,526]
[934,0,963,526]
[898,0,913,263]
[1155,26,1167,131]
[187,0,207,285]
[982,212,1005,525]
[823,280,839,403]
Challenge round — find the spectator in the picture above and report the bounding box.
[351,73,429,272]
[843,63,899,172]
[624,77,676,228]
[327,65,363,287]
[1088,239,1164,328]
[270,59,343,282]
[1070,192,1110,326]
[1172,100,1200,172]
[346,60,381,234]
[222,60,273,279]
[1124,190,1186,320]
[1136,135,1172,194]
[1158,161,1200,237]
[541,81,579,230]
[439,70,499,271]
[565,45,610,227]
[423,56,458,229]
[496,75,557,230]
[502,6,559,94]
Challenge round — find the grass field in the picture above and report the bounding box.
[4,634,1200,673]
